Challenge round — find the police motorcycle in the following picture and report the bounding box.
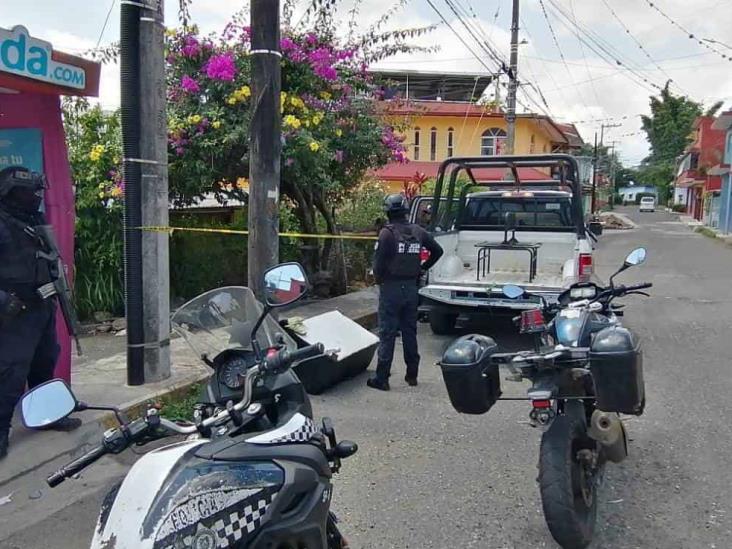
[20,263,358,549]
[439,248,651,549]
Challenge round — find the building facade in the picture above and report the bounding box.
[711,111,732,234]
[370,70,583,192]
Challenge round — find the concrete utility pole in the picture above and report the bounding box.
[592,132,598,214]
[120,0,170,385]
[249,0,282,300]
[504,0,520,155]
[139,0,170,382]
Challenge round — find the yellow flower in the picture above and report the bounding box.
[283,115,301,129]
[98,191,105,199]
[335,128,343,137]
[304,120,311,128]
[113,156,120,164]
[290,96,305,109]
[309,141,320,152]
[312,113,324,126]
[239,85,251,98]
[110,186,123,198]
[88,144,105,162]
[236,177,249,190]
[280,91,287,104]
[187,114,202,125]
[165,28,177,37]
[227,96,238,105]
[319,91,332,101]
[212,120,222,129]
[98,182,105,189]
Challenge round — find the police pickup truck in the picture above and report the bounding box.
[411,154,598,335]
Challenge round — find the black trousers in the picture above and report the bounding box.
[0,300,59,433]
[375,280,420,382]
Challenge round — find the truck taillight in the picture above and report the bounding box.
[420,248,431,262]
[579,253,593,280]
[520,308,545,334]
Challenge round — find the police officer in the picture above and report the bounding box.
[0,166,80,459]
[367,194,443,391]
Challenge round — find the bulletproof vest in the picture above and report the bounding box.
[386,223,422,279]
[0,210,54,290]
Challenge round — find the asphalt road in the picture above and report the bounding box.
[3,208,731,548]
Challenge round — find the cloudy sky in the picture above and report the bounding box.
[4,0,731,165]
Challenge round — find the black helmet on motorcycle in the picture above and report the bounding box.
[383,193,409,217]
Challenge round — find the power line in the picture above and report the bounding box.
[96,0,116,48]
[599,0,687,94]
[567,0,602,108]
[643,0,732,62]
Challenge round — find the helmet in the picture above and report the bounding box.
[383,193,409,215]
[0,166,46,198]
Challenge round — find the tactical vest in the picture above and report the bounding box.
[0,211,53,295]
[386,223,422,279]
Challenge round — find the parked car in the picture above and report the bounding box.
[639,196,656,212]
[412,154,599,335]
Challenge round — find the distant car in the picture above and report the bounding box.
[639,196,656,212]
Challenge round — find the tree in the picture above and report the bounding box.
[164,2,433,273]
[641,83,702,166]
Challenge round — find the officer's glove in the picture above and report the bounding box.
[1,294,26,321]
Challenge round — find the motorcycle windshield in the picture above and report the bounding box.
[555,310,584,346]
[171,286,296,358]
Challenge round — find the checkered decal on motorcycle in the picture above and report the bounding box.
[209,493,276,547]
[268,416,317,443]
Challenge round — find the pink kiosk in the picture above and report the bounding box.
[0,26,101,382]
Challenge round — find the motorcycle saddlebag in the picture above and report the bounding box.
[439,334,500,414]
[590,326,645,415]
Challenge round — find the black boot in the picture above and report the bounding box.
[366,377,390,391]
[0,431,8,460]
[36,416,82,432]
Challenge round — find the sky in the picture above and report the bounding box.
[3,0,731,166]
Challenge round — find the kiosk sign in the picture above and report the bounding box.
[0,26,86,90]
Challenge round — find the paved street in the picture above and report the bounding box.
[3,208,731,548]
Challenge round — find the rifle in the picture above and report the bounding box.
[33,225,83,356]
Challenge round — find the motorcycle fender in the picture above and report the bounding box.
[91,440,206,549]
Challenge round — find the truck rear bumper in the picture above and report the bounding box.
[418,284,561,315]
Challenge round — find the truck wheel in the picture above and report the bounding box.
[538,404,600,549]
[429,312,457,335]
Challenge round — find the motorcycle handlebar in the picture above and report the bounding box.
[620,282,653,292]
[264,343,324,373]
[47,443,108,487]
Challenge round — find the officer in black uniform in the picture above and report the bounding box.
[0,166,80,460]
[367,194,443,391]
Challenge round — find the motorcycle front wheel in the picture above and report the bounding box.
[538,404,601,549]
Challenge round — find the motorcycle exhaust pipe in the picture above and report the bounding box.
[588,410,628,464]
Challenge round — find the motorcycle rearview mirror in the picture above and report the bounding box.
[20,379,77,429]
[502,284,525,299]
[609,247,647,287]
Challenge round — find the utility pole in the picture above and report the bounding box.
[504,0,520,155]
[120,0,170,385]
[249,0,281,300]
[592,132,598,214]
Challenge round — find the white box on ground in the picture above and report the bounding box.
[298,311,379,361]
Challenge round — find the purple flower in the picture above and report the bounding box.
[175,147,185,156]
[180,75,200,94]
[182,36,200,58]
[314,65,338,81]
[305,32,318,45]
[281,37,296,51]
[204,52,237,81]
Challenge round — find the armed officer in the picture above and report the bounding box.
[0,166,80,460]
[367,194,443,391]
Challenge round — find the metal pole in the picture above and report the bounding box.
[592,132,598,214]
[249,0,282,300]
[504,0,520,155]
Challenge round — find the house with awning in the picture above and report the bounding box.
[369,69,584,193]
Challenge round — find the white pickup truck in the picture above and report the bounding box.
[412,155,598,334]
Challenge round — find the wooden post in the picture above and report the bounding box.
[248,0,282,299]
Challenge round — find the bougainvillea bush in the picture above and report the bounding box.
[165,1,432,271]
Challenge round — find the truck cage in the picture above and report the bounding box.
[428,154,588,237]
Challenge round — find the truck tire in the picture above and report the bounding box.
[538,404,599,549]
[429,312,457,335]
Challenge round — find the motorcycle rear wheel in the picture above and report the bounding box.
[538,404,600,549]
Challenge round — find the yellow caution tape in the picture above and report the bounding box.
[138,226,378,241]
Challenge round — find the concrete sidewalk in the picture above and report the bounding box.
[0,287,378,489]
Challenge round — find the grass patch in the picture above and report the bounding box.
[157,383,202,421]
[695,226,719,239]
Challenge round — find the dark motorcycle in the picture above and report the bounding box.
[439,248,651,549]
[20,262,357,549]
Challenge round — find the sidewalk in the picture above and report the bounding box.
[0,287,378,489]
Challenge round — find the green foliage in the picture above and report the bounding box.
[158,383,201,421]
[337,180,386,231]
[62,98,125,318]
[672,203,686,213]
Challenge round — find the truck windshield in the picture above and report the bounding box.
[460,196,575,231]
